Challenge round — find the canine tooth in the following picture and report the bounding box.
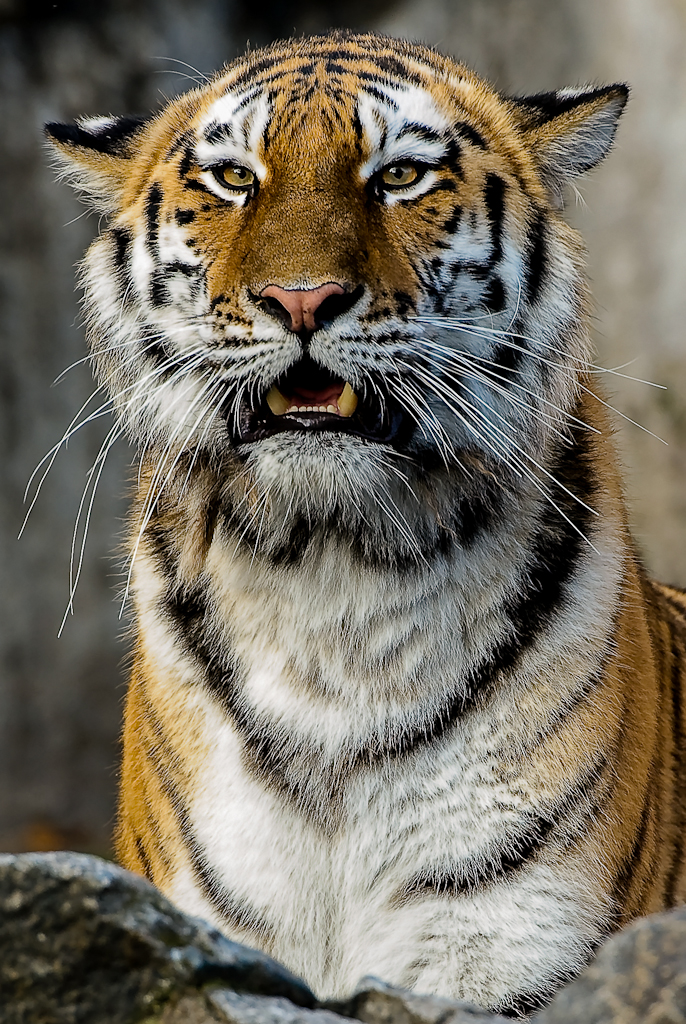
[338,382,358,418]
[266,386,290,415]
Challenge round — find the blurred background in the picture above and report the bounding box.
[1,0,685,856]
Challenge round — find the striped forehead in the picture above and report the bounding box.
[194,72,452,179]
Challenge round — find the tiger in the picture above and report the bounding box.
[45,30,686,1019]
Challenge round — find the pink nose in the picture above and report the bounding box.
[259,282,346,334]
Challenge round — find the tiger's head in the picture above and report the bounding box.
[47,33,627,564]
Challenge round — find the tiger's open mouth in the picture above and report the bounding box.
[233,356,410,446]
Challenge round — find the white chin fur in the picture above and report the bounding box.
[244,433,388,499]
[239,432,414,534]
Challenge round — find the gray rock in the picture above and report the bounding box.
[209,990,356,1024]
[159,992,227,1023]
[4,851,686,1024]
[326,977,508,1024]
[536,906,686,1024]
[0,851,314,1024]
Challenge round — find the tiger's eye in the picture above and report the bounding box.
[380,164,419,188]
[215,165,256,190]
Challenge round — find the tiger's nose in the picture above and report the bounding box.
[258,282,355,334]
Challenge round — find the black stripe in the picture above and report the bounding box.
[454,121,487,150]
[400,817,557,901]
[140,690,273,940]
[512,84,628,126]
[149,259,203,309]
[484,172,506,263]
[204,122,231,144]
[170,259,198,277]
[322,61,353,78]
[166,129,194,161]
[145,182,162,253]
[491,338,522,377]
[183,178,213,195]
[483,277,505,314]
[260,471,501,573]
[174,208,196,226]
[134,833,154,881]
[661,587,686,620]
[393,290,415,316]
[150,271,168,307]
[424,179,459,196]
[525,211,547,305]
[609,782,654,917]
[362,83,399,111]
[177,145,194,178]
[110,227,133,295]
[398,752,611,903]
[494,963,584,1020]
[158,581,317,813]
[370,53,419,82]
[441,204,462,234]
[111,226,131,269]
[395,123,443,145]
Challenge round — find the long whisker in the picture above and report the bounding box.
[579,382,667,444]
[415,313,667,391]
[121,370,220,610]
[28,338,211,525]
[427,353,575,442]
[419,380,599,553]
[152,55,211,84]
[409,361,600,531]
[179,382,231,497]
[409,335,596,433]
[59,420,123,635]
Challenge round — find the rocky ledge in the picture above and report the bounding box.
[1,853,686,1024]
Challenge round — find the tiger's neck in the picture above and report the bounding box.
[130,390,628,820]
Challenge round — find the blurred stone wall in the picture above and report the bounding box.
[1,0,684,853]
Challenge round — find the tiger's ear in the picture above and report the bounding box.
[511,84,629,208]
[44,116,148,214]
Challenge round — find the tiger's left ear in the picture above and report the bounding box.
[510,84,629,208]
[44,116,148,214]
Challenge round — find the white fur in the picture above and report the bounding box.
[137,496,623,1006]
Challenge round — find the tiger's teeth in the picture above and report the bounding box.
[266,385,290,415]
[338,382,358,418]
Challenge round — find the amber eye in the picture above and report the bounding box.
[379,163,421,189]
[213,164,256,191]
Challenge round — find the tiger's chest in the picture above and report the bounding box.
[164,664,606,1005]
[140,537,614,1006]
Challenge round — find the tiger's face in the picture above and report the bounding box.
[47,34,626,560]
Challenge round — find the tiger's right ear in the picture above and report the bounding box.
[44,116,148,214]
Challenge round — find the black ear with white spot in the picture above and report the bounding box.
[511,84,629,208]
[44,115,148,213]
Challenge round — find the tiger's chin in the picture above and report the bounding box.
[230,429,435,562]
